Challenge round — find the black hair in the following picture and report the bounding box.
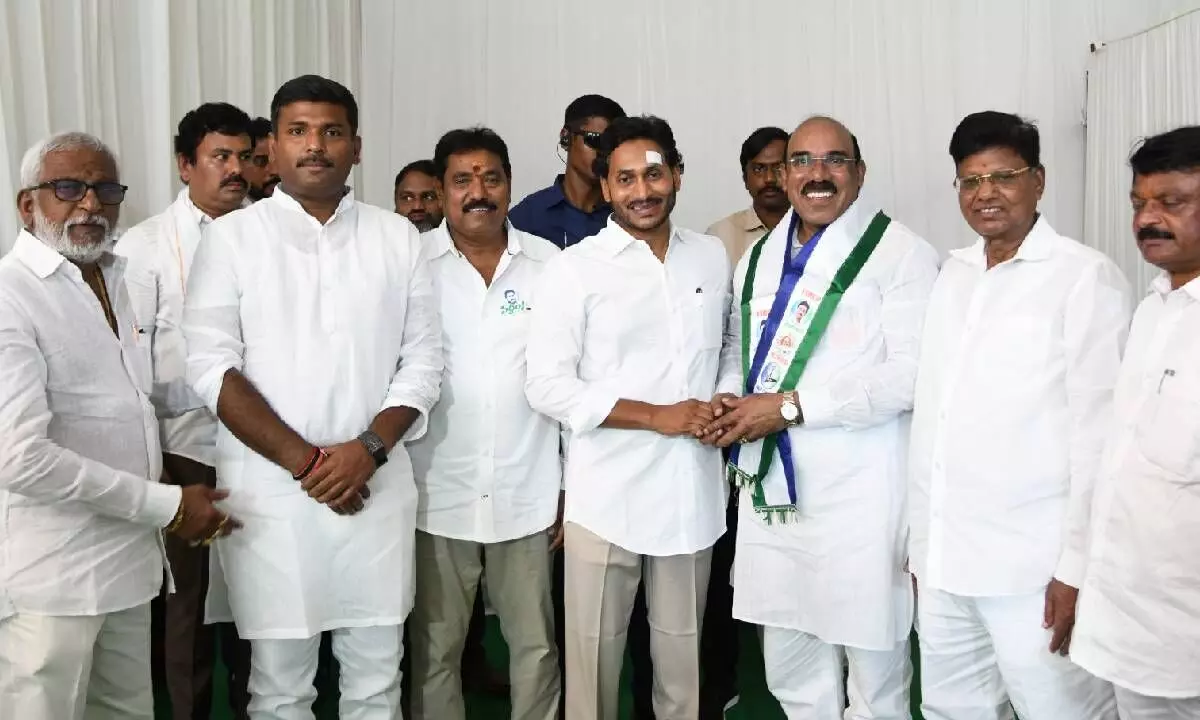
[269,74,358,134]
[433,127,512,183]
[395,160,439,187]
[248,117,271,146]
[591,115,682,179]
[564,94,626,127]
[1130,125,1200,177]
[949,111,1041,168]
[740,126,789,179]
[173,103,252,164]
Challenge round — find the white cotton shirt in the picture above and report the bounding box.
[117,189,219,466]
[0,231,182,621]
[909,217,1132,597]
[524,218,736,557]
[1072,274,1200,698]
[408,222,562,543]
[729,201,940,651]
[182,188,443,639]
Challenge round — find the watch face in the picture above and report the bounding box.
[781,402,799,422]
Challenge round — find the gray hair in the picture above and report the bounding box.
[19,131,117,188]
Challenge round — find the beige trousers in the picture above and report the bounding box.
[564,522,713,720]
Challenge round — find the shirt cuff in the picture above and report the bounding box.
[797,387,839,429]
[568,385,620,435]
[193,362,238,415]
[383,396,431,443]
[141,481,183,529]
[1054,548,1086,589]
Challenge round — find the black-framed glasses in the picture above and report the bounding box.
[27,179,128,205]
[953,166,1034,193]
[571,129,604,150]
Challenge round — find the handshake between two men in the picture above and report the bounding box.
[646,392,798,446]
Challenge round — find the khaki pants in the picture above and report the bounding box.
[409,530,559,720]
[564,522,713,720]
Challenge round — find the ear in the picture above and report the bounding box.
[1034,166,1046,200]
[855,160,867,187]
[559,128,570,150]
[673,166,683,193]
[16,189,35,228]
[600,177,612,204]
[177,153,193,185]
[352,136,363,166]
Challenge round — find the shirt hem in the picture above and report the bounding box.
[235,615,410,641]
[1072,651,1200,700]
[737,614,910,653]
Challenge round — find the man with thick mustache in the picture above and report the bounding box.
[1072,125,1200,719]
[706,126,791,268]
[182,75,442,718]
[0,131,234,719]
[909,111,1127,720]
[702,115,939,718]
[246,116,280,201]
[526,115,737,720]
[118,101,256,720]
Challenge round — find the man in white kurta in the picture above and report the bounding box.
[705,116,939,719]
[182,76,442,720]
[1072,125,1200,719]
[910,112,1127,720]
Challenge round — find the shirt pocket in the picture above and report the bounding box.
[1135,374,1200,481]
[687,291,726,350]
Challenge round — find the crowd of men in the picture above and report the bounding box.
[0,72,1196,720]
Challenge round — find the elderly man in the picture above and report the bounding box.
[1072,125,1200,719]
[182,75,442,719]
[0,131,232,720]
[118,102,256,720]
[706,126,792,267]
[702,115,939,719]
[394,160,443,232]
[909,111,1127,720]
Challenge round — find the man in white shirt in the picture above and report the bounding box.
[909,111,1127,720]
[706,126,791,268]
[407,127,561,720]
[1072,125,1200,719]
[118,101,255,720]
[526,115,735,720]
[182,75,442,720]
[0,131,232,720]
[702,115,939,719]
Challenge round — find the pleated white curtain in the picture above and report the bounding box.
[0,0,359,254]
[1084,8,1200,295]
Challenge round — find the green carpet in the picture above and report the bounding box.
[164,623,924,719]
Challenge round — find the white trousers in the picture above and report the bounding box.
[0,603,153,720]
[248,625,403,720]
[917,586,1116,720]
[1114,685,1200,720]
[761,626,912,719]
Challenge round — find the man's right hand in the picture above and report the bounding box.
[649,400,715,438]
[171,485,242,543]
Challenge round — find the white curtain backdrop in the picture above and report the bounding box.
[0,0,359,254]
[1084,8,1200,294]
[359,0,1200,259]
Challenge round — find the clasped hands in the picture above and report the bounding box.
[652,392,791,446]
[296,440,377,516]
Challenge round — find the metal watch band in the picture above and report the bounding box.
[357,430,388,468]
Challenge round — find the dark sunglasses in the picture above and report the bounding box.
[572,129,604,150]
[27,179,128,206]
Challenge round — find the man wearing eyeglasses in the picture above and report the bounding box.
[706,127,791,268]
[0,131,234,720]
[394,160,444,232]
[246,117,280,201]
[909,111,1128,719]
[701,115,939,718]
[117,102,256,720]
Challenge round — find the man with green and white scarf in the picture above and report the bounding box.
[702,116,939,719]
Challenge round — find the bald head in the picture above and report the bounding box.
[784,116,866,235]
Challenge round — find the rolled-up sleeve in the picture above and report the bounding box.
[0,296,181,527]
[183,222,245,414]
[384,226,444,442]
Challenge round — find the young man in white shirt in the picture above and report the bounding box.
[909,111,1127,720]
[407,127,561,720]
[526,115,736,720]
[705,126,791,268]
[0,131,233,720]
[702,116,939,719]
[182,75,443,719]
[245,116,280,202]
[393,160,443,232]
[118,101,255,720]
[1072,125,1200,719]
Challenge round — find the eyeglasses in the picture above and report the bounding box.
[27,179,128,205]
[954,166,1034,193]
[747,162,785,178]
[786,153,858,171]
[572,129,604,150]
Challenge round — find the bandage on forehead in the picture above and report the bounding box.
[645,150,663,166]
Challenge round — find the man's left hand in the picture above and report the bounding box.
[1043,578,1079,656]
[548,491,566,552]
[699,393,791,447]
[301,440,376,514]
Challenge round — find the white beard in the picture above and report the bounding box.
[33,207,118,264]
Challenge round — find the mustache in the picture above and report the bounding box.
[264,175,281,185]
[221,174,247,188]
[802,181,837,195]
[1137,226,1174,241]
[463,199,497,212]
[627,197,663,209]
[756,184,783,196]
[65,214,111,230]
[297,155,332,168]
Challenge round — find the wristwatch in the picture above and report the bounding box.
[780,391,803,427]
[357,430,389,468]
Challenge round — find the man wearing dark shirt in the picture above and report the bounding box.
[509,94,625,248]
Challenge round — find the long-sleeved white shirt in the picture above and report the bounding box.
[909,217,1131,596]
[117,189,217,465]
[1072,274,1200,698]
[408,223,562,543]
[0,231,182,620]
[524,219,736,556]
[182,188,442,638]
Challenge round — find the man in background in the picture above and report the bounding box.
[706,126,791,267]
[245,116,279,201]
[394,160,443,231]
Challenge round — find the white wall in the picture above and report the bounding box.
[359,0,1200,257]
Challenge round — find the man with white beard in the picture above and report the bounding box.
[0,131,233,720]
